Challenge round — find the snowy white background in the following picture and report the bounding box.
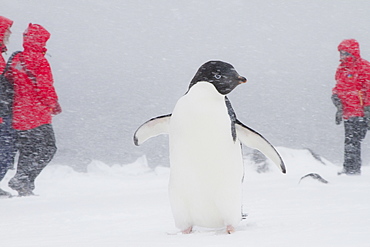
[4,0,370,167]
[1,1,370,246]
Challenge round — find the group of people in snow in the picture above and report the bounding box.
[0,15,369,197]
[0,16,61,197]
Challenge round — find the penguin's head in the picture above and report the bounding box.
[188,61,247,95]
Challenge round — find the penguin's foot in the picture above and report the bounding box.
[226,225,235,234]
[181,226,193,234]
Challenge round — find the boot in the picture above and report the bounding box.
[0,188,12,198]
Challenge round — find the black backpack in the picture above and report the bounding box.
[0,51,21,117]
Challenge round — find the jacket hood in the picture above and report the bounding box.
[23,23,50,53]
[338,39,360,59]
[0,16,13,53]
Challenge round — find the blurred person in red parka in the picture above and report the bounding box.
[332,39,370,175]
[0,15,15,197]
[5,23,62,196]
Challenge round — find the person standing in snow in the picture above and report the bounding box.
[5,23,61,196]
[0,16,16,197]
[332,39,370,175]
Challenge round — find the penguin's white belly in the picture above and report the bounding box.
[168,83,244,230]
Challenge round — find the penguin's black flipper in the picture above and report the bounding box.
[235,120,286,174]
[133,114,171,146]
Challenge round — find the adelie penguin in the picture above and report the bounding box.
[134,61,286,234]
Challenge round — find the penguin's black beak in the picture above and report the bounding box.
[238,76,247,84]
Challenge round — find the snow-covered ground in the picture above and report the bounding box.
[1,148,369,247]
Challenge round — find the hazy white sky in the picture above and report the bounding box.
[4,0,370,167]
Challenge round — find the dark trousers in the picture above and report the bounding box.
[9,124,57,194]
[343,117,367,174]
[0,115,16,182]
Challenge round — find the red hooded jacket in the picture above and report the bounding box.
[5,23,60,130]
[332,39,370,119]
[0,16,13,72]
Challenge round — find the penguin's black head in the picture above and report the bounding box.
[188,61,247,95]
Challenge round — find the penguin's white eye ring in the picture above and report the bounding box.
[214,74,221,79]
